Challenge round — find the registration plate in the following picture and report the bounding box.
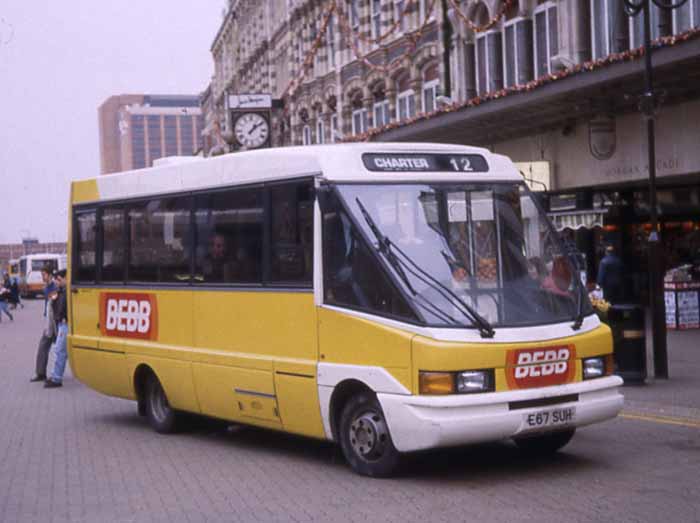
[520,407,576,433]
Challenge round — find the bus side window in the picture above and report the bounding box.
[101,207,126,282]
[194,187,263,285]
[128,197,192,283]
[269,181,314,285]
[74,210,97,283]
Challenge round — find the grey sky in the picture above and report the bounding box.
[0,1,223,244]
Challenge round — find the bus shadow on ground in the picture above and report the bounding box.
[89,412,604,484]
[401,442,598,482]
[93,411,600,479]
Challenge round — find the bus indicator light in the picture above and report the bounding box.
[506,346,576,389]
[99,293,158,340]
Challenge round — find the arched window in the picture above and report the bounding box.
[533,1,558,77]
[350,92,368,135]
[316,119,325,144]
[422,63,440,113]
[302,125,311,145]
[473,3,503,95]
[395,72,416,121]
[502,0,533,87]
[372,85,391,128]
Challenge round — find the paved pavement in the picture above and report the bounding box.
[1,300,699,523]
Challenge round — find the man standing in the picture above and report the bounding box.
[0,275,13,322]
[30,267,57,383]
[597,245,625,304]
[45,270,68,389]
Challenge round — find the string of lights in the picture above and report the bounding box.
[283,0,439,100]
[336,0,439,74]
[334,0,414,45]
[340,25,700,142]
[283,0,337,99]
[446,0,513,33]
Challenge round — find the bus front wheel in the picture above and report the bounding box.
[145,376,181,434]
[513,429,575,455]
[338,393,401,477]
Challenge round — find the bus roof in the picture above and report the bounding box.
[72,143,523,205]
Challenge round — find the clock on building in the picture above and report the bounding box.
[233,112,270,149]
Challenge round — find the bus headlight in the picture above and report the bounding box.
[583,357,606,380]
[456,370,493,393]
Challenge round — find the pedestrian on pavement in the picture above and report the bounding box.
[0,278,13,323]
[30,268,57,383]
[9,276,22,310]
[40,265,57,317]
[45,270,68,389]
[597,245,625,304]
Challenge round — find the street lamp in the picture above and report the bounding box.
[622,0,689,379]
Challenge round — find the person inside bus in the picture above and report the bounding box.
[201,232,235,282]
[45,269,68,389]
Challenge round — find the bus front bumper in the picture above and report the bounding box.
[378,375,624,453]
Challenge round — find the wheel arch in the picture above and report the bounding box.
[328,379,375,442]
[133,363,158,417]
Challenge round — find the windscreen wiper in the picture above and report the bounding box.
[356,197,495,338]
[568,254,586,331]
[571,273,585,331]
[354,198,416,296]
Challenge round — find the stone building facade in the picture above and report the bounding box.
[205,0,448,150]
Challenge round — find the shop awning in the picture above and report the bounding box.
[548,209,607,231]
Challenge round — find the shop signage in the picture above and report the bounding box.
[589,115,616,160]
[228,94,272,109]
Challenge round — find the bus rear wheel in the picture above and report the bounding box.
[513,429,575,455]
[145,376,181,434]
[338,393,401,477]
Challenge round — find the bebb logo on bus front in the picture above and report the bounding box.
[99,293,158,340]
[506,346,576,389]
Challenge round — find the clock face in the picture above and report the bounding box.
[234,112,269,149]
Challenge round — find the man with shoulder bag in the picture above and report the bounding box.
[30,268,57,383]
[45,270,68,389]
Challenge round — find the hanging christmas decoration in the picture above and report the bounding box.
[341,25,700,142]
[334,0,413,45]
[283,0,337,99]
[447,0,513,34]
[336,0,440,73]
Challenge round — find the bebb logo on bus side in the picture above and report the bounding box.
[506,345,576,389]
[99,293,158,340]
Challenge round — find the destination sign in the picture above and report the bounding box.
[362,153,489,173]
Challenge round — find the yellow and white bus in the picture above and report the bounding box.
[68,144,623,476]
[6,259,19,283]
[19,253,66,297]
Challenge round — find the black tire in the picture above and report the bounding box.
[338,393,401,477]
[144,375,181,434]
[513,429,576,455]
